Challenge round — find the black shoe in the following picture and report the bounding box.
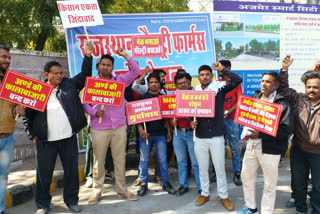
[234,173,242,186]
[210,174,216,183]
[137,184,148,196]
[67,204,81,213]
[176,186,189,197]
[162,182,176,195]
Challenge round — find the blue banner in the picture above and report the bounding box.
[66,13,215,81]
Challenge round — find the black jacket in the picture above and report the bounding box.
[23,55,92,141]
[192,68,243,138]
[254,91,294,155]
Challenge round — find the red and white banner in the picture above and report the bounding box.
[82,77,125,106]
[126,97,162,125]
[164,81,176,93]
[0,70,53,112]
[234,95,283,137]
[131,35,164,58]
[159,95,176,118]
[57,0,103,28]
[175,90,215,118]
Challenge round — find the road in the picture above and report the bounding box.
[8,158,304,214]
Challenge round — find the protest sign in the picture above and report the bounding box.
[0,70,53,112]
[126,97,162,125]
[132,35,164,58]
[234,94,282,137]
[82,77,125,106]
[57,0,103,29]
[175,90,215,118]
[159,94,176,118]
[164,81,176,93]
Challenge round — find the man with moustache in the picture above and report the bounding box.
[238,71,293,214]
[0,44,25,214]
[171,72,201,196]
[136,72,176,196]
[83,48,140,205]
[279,56,320,214]
[24,42,94,214]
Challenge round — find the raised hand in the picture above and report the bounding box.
[85,41,94,57]
[312,61,320,73]
[282,55,294,71]
[212,62,224,72]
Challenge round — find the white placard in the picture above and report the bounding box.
[57,0,104,28]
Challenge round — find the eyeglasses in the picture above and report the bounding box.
[175,81,188,86]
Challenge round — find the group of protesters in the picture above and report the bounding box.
[0,41,319,214]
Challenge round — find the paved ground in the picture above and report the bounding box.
[8,153,86,188]
[8,157,305,214]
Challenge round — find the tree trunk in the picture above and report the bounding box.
[35,30,48,51]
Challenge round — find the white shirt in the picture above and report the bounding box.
[241,90,277,150]
[46,88,72,141]
[131,79,175,95]
[195,80,226,93]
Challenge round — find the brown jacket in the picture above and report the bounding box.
[279,69,320,154]
[0,80,17,133]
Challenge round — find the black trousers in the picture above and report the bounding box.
[291,145,320,214]
[35,135,79,209]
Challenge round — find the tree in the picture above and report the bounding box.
[215,39,222,53]
[225,41,232,52]
[0,0,62,51]
[109,0,189,13]
[0,0,189,53]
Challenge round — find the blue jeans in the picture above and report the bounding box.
[224,119,242,173]
[173,129,200,190]
[291,145,320,214]
[0,134,15,212]
[139,136,168,185]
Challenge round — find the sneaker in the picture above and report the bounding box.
[234,173,242,186]
[35,208,49,214]
[195,195,209,206]
[176,186,189,197]
[162,182,176,195]
[137,184,148,196]
[85,177,93,188]
[285,198,295,208]
[117,191,138,201]
[67,204,82,213]
[237,205,258,214]
[221,198,234,211]
[88,192,101,205]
